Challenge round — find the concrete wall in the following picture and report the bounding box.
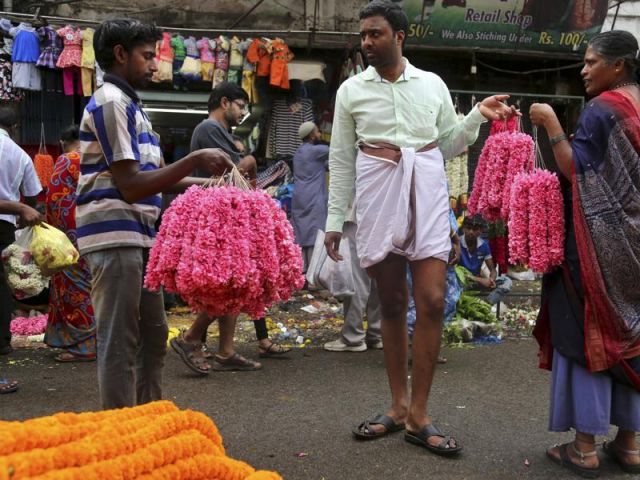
[36,0,364,33]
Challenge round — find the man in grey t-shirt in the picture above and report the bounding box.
[190,82,256,180]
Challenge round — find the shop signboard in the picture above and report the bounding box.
[400,0,609,53]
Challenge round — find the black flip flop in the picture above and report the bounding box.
[404,423,462,457]
[352,414,405,440]
[602,441,640,474]
[546,443,600,479]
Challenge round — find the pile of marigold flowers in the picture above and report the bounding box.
[0,400,282,480]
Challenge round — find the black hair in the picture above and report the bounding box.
[60,124,80,143]
[207,82,249,112]
[359,0,409,36]
[462,215,485,228]
[93,18,161,71]
[588,30,640,83]
[0,105,16,129]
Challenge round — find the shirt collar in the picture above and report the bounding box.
[460,235,484,250]
[103,73,141,103]
[362,57,420,83]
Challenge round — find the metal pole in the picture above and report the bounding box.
[611,1,622,30]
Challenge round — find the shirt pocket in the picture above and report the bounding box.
[407,103,438,139]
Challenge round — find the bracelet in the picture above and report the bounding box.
[549,133,567,146]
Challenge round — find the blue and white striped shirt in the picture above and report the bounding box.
[76,75,163,254]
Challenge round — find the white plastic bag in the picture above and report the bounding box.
[306,230,355,298]
[0,228,49,300]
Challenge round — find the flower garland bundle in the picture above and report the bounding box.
[10,314,47,336]
[468,132,534,222]
[145,184,304,318]
[0,244,49,300]
[507,173,531,265]
[445,152,469,199]
[489,116,520,135]
[0,401,178,455]
[0,401,282,480]
[33,152,54,189]
[507,170,564,273]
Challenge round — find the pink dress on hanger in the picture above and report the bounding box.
[56,26,82,68]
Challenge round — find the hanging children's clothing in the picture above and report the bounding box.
[212,35,230,88]
[269,98,314,158]
[56,25,82,95]
[153,32,173,83]
[0,34,22,101]
[227,36,243,85]
[56,25,82,68]
[269,38,294,90]
[197,37,214,82]
[240,38,257,103]
[171,34,186,89]
[10,22,41,91]
[179,36,201,81]
[36,25,62,69]
[246,38,272,78]
[80,28,95,96]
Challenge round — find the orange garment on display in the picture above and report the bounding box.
[246,38,272,77]
[269,38,294,90]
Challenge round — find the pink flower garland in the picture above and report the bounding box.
[145,185,304,318]
[507,170,565,273]
[507,173,531,265]
[468,132,534,222]
[10,314,48,336]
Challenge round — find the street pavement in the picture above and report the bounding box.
[0,338,637,480]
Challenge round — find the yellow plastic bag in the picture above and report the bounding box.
[30,223,79,275]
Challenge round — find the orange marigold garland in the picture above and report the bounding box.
[0,402,282,480]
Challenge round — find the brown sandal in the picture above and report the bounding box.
[212,352,262,371]
[0,378,18,394]
[258,342,291,358]
[54,352,96,363]
[170,333,211,375]
[603,441,640,474]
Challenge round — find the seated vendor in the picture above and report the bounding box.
[459,215,512,305]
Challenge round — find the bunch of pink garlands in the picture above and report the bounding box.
[10,313,47,336]
[508,170,565,273]
[145,184,304,318]
[468,124,565,273]
[468,131,534,222]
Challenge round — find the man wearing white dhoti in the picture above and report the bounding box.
[325,0,517,456]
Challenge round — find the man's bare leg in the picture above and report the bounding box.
[364,253,410,433]
[407,257,457,448]
[217,315,237,357]
[183,312,215,343]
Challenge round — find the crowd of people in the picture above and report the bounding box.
[0,0,639,477]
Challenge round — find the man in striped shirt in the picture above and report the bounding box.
[77,19,233,409]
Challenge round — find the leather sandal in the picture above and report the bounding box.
[258,342,291,358]
[405,423,462,456]
[352,414,405,440]
[170,332,211,375]
[603,441,640,474]
[211,352,262,371]
[0,378,18,394]
[546,442,600,479]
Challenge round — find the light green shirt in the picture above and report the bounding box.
[326,59,486,233]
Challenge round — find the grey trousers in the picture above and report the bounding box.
[86,247,168,409]
[340,222,382,345]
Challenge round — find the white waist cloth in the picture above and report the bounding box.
[354,147,451,268]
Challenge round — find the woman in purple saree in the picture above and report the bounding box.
[530,30,640,478]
